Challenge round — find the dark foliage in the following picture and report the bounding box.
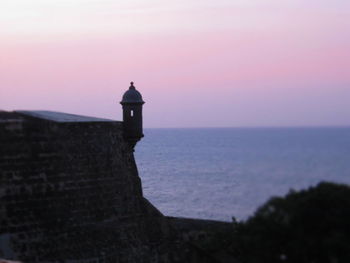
[232,182,350,263]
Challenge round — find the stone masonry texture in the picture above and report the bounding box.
[0,111,195,263]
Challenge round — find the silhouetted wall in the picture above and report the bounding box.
[0,111,181,262]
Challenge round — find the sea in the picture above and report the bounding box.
[135,127,350,222]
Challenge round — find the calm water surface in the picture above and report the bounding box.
[135,128,350,221]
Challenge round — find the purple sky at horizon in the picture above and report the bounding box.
[1,0,350,127]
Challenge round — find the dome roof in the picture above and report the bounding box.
[121,82,144,104]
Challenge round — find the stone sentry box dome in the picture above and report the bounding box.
[120,82,145,147]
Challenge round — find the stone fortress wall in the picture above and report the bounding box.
[0,111,183,262]
[0,110,233,263]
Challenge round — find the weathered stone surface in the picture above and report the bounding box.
[0,111,189,262]
[0,111,235,263]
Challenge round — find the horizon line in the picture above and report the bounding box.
[144,125,350,129]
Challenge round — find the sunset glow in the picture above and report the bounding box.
[1,0,350,127]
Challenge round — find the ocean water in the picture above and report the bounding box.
[135,128,350,222]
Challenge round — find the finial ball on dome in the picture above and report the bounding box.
[120,81,144,104]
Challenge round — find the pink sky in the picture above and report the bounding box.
[1,0,350,127]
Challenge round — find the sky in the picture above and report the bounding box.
[1,0,350,127]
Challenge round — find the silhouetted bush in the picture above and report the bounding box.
[232,182,350,263]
